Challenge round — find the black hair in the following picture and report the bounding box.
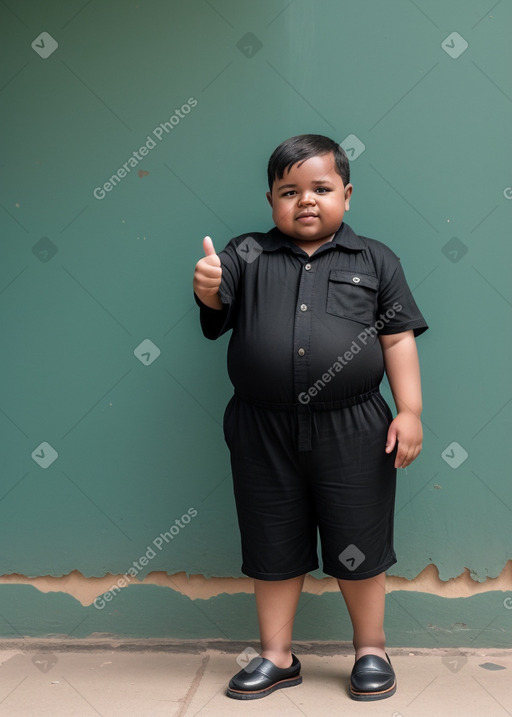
[267,134,350,191]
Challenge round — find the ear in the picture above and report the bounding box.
[344,183,353,210]
[266,191,273,208]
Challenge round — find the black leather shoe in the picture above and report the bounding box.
[226,654,302,700]
[349,652,396,701]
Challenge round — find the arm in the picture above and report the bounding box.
[379,330,423,469]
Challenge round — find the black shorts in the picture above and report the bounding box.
[223,390,398,581]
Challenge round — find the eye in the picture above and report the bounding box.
[281,190,296,197]
[315,187,330,193]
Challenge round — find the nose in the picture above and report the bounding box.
[298,191,316,206]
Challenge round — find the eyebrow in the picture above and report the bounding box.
[277,180,334,189]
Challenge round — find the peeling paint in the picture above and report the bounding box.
[0,562,511,606]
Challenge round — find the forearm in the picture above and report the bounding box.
[379,331,422,416]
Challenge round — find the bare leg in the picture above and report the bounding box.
[254,574,305,668]
[337,572,387,662]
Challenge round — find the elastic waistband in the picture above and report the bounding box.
[233,386,380,412]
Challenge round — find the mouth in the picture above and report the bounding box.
[296,212,318,221]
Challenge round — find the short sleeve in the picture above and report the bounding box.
[194,236,244,340]
[194,292,233,340]
[376,257,428,337]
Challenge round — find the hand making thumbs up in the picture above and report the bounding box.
[193,236,223,309]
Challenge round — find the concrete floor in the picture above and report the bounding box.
[0,642,511,716]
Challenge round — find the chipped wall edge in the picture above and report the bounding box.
[0,562,511,607]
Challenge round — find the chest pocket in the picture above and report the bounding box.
[326,270,379,325]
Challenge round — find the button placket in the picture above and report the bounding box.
[293,260,315,450]
[293,266,314,369]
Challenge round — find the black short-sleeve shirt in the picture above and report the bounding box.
[195,221,428,405]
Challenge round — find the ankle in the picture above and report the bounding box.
[354,645,387,661]
[260,649,293,668]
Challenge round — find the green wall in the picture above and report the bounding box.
[1,0,511,644]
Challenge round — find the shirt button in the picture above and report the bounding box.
[298,348,305,356]
[352,276,361,283]
[304,263,312,271]
[300,303,307,312]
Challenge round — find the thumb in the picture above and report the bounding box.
[203,235,217,257]
[385,423,397,453]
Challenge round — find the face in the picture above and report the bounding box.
[266,152,352,247]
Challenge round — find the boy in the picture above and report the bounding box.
[193,134,428,701]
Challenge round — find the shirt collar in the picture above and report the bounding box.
[260,221,367,253]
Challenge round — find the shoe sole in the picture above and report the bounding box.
[226,675,302,700]
[349,680,397,701]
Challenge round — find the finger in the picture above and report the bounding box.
[203,235,216,257]
[196,261,222,278]
[403,444,421,468]
[398,445,417,469]
[395,449,407,469]
[197,275,222,291]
